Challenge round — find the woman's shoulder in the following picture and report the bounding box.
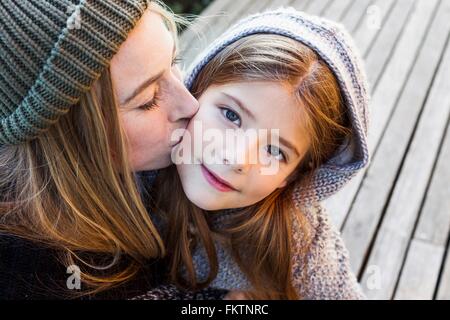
[0,233,164,300]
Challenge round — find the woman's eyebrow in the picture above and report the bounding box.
[221,92,255,120]
[122,44,177,106]
[121,71,164,106]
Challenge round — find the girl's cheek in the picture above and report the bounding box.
[194,105,222,131]
[245,185,276,207]
[255,174,284,194]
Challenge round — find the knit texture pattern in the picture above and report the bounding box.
[183,8,371,299]
[130,284,228,300]
[192,204,365,299]
[0,0,152,145]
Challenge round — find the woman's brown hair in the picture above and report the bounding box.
[0,1,182,296]
[154,34,352,299]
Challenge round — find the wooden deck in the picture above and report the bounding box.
[179,0,450,300]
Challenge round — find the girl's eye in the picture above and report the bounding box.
[220,107,241,126]
[266,145,286,161]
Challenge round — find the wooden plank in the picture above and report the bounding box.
[324,0,440,229]
[340,0,446,273]
[340,0,373,34]
[360,31,450,300]
[180,0,232,54]
[222,0,310,32]
[414,119,450,246]
[227,0,312,26]
[321,0,353,21]
[364,0,416,87]
[222,0,309,40]
[353,0,395,57]
[266,0,296,10]
[288,0,313,12]
[180,0,313,66]
[437,242,450,300]
[420,114,450,299]
[397,118,450,299]
[181,0,254,65]
[237,0,274,18]
[394,239,444,300]
[303,0,333,16]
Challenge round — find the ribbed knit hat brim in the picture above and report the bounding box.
[0,0,152,145]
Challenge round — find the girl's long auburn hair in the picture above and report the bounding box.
[154,34,352,299]
[0,1,182,297]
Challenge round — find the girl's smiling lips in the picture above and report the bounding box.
[200,164,238,192]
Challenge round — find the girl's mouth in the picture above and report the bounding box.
[200,164,237,192]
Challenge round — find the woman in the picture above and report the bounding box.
[0,0,224,299]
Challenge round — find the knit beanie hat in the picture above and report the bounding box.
[184,7,371,205]
[0,0,153,145]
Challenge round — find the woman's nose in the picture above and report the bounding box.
[168,74,199,122]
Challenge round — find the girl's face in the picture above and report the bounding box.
[111,10,199,171]
[174,81,310,210]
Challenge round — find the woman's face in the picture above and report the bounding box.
[110,10,199,171]
[174,81,310,210]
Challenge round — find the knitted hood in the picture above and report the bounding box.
[184,8,370,206]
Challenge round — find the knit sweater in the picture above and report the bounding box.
[191,203,365,300]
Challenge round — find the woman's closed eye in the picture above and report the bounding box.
[219,106,241,127]
[265,145,286,161]
[139,91,161,111]
[139,55,182,111]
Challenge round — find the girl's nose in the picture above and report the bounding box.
[223,156,249,174]
[222,142,256,174]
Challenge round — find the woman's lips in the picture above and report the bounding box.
[200,164,237,192]
[171,136,183,147]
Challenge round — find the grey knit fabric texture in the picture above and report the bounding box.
[194,203,366,299]
[185,8,371,299]
[0,0,152,145]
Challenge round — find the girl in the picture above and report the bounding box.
[148,8,370,300]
